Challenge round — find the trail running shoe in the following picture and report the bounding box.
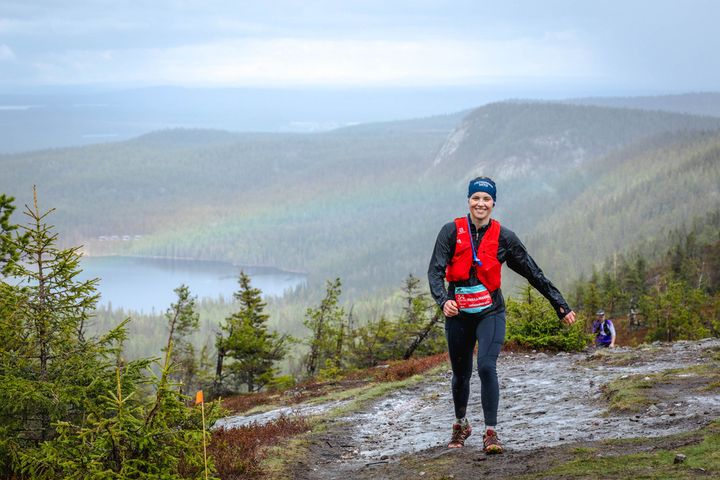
[483,429,503,454]
[447,422,472,448]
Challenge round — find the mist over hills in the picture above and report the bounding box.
[0,86,490,154]
[2,97,719,299]
[3,88,719,154]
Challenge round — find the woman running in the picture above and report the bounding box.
[428,177,576,453]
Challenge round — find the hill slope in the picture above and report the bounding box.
[524,130,720,283]
[3,102,720,294]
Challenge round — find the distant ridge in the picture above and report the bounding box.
[429,100,720,184]
[565,92,720,118]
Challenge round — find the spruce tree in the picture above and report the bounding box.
[304,277,344,377]
[400,274,443,359]
[219,271,287,392]
[349,315,398,368]
[506,284,590,351]
[0,190,103,468]
[164,284,201,394]
[0,194,24,276]
[1,190,215,478]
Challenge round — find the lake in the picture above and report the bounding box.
[77,256,306,313]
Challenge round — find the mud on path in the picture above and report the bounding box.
[290,339,720,480]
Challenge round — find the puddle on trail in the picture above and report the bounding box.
[339,338,720,460]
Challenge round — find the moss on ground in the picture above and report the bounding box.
[521,420,720,479]
[603,361,720,413]
[583,350,644,367]
[603,374,657,412]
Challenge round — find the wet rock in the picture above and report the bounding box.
[647,404,659,414]
[674,454,687,464]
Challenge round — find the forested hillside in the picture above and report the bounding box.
[2,101,720,297]
[525,130,720,286]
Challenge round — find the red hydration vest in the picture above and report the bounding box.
[445,217,502,292]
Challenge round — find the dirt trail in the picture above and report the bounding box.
[290,338,720,479]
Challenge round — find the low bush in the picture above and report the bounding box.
[371,352,448,382]
[209,415,308,479]
[506,285,592,352]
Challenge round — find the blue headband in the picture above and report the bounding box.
[468,178,497,202]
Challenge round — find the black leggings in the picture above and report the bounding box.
[445,310,506,426]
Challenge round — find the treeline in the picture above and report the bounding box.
[570,211,720,341]
[158,271,448,398]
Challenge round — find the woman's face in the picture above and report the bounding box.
[468,191,494,224]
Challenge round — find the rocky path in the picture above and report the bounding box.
[215,339,720,479]
[294,339,720,479]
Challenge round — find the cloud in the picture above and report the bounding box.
[0,44,16,62]
[28,34,596,87]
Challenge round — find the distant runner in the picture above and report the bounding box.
[428,177,576,453]
[592,309,616,348]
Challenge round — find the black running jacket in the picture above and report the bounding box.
[428,217,571,319]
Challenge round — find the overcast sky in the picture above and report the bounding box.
[1,0,719,92]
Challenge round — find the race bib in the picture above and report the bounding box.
[454,284,492,313]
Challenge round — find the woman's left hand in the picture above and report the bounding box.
[561,310,576,326]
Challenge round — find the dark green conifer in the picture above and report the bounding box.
[304,277,344,377]
[219,271,287,392]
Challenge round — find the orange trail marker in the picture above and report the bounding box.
[195,390,204,405]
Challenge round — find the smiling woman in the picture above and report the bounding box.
[428,176,576,453]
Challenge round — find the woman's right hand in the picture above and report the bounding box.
[443,299,459,317]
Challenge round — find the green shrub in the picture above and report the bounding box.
[506,285,591,351]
